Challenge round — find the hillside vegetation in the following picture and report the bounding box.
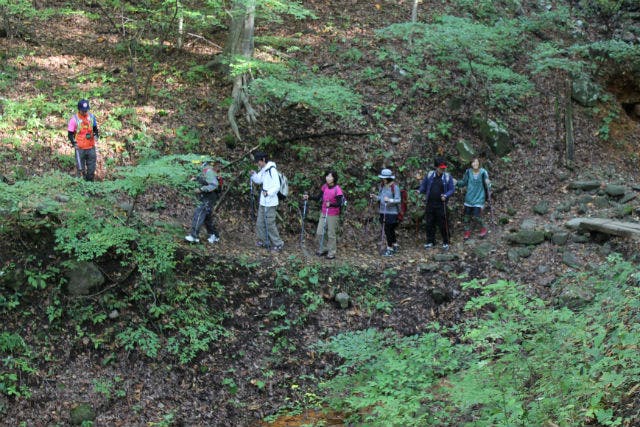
[1,0,640,425]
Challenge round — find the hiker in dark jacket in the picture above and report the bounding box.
[303,170,344,260]
[371,168,401,257]
[456,157,491,240]
[418,157,455,250]
[185,160,220,244]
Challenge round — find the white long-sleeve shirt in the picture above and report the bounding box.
[251,161,280,207]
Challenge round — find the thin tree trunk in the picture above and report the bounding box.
[554,94,562,153]
[225,0,258,141]
[177,5,183,49]
[564,79,575,168]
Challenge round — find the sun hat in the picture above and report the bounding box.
[378,168,395,179]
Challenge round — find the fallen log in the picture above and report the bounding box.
[565,217,640,240]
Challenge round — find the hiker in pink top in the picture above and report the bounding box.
[303,170,344,260]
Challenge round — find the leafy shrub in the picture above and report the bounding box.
[316,254,640,426]
[377,16,533,111]
[249,76,363,123]
[316,328,463,426]
[0,332,36,398]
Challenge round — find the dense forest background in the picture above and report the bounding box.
[1,0,640,426]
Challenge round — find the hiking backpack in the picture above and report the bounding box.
[336,188,347,214]
[390,184,408,222]
[268,166,289,199]
[339,194,347,214]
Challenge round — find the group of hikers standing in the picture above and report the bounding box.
[184,151,492,260]
[66,100,491,259]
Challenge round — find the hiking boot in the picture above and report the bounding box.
[463,231,471,240]
[316,250,328,256]
[392,245,399,253]
[382,248,395,257]
[185,235,199,243]
[271,244,284,252]
[207,234,220,243]
[326,254,336,260]
[423,243,434,250]
[256,241,265,247]
[479,228,488,238]
[442,243,450,251]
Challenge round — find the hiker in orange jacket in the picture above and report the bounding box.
[67,99,99,181]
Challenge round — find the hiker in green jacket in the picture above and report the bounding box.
[456,158,491,240]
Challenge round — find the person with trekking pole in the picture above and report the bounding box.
[456,157,491,240]
[185,159,221,244]
[371,168,401,257]
[418,157,455,251]
[250,151,284,251]
[67,99,99,181]
[303,170,344,260]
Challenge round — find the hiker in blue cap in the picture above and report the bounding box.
[67,99,99,181]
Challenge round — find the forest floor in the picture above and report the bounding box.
[1,1,640,426]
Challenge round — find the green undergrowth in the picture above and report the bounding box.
[313,254,640,426]
[0,158,392,401]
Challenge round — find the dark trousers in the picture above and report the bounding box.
[425,203,449,245]
[379,214,398,246]
[75,147,97,181]
[463,206,485,231]
[190,203,217,237]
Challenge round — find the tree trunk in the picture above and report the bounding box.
[177,3,183,50]
[564,79,575,168]
[225,0,258,141]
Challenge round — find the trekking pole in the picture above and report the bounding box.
[364,195,374,236]
[319,204,329,253]
[74,146,83,178]
[487,189,496,229]
[300,199,308,245]
[443,199,450,245]
[379,201,387,254]
[249,179,256,220]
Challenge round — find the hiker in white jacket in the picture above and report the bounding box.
[250,151,284,251]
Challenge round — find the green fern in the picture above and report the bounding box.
[250,76,362,122]
[316,255,640,426]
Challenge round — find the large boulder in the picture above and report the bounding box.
[505,230,546,246]
[572,76,599,107]
[476,117,512,156]
[554,282,594,310]
[65,262,105,296]
[533,200,550,215]
[455,139,476,163]
[603,184,628,197]
[567,180,601,191]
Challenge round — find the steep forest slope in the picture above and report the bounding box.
[1,0,640,426]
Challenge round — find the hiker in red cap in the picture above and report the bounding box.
[418,156,455,250]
